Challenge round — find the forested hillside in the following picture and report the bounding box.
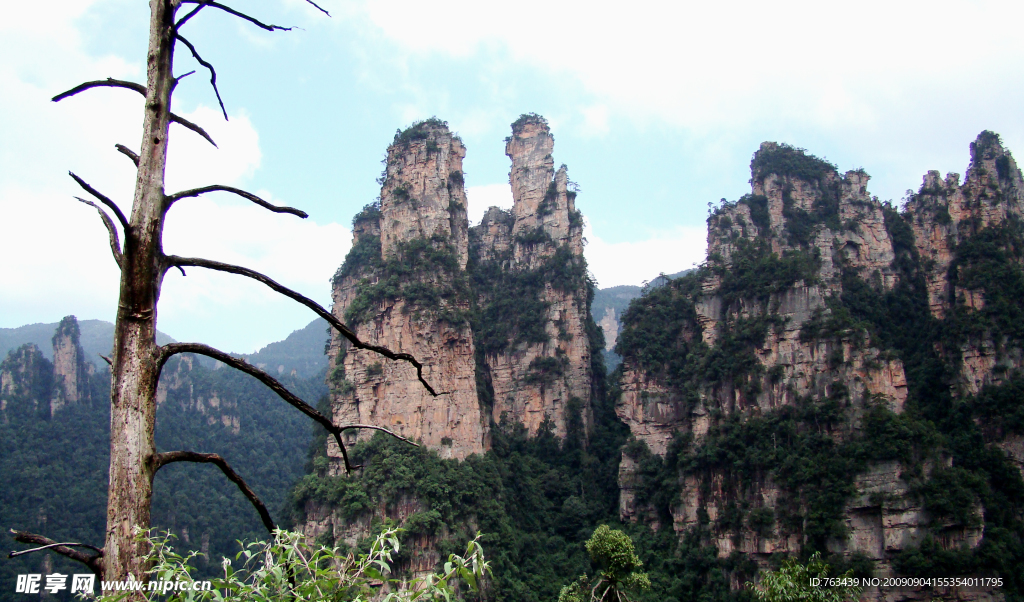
[0,318,324,602]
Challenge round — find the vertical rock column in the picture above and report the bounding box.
[473,115,593,438]
[50,315,92,416]
[905,132,1024,393]
[328,120,486,461]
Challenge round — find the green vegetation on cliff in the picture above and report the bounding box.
[468,240,590,356]
[617,239,817,402]
[345,235,472,327]
[614,173,1024,597]
[292,400,629,602]
[750,143,837,184]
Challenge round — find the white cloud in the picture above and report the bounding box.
[583,222,706,289]
[0,185,123,327]
[580,105,610,138]
[160,197,350,353]
[356,0,1024,133]
[0,0,141,328]
[165,106,262,192]
[466,183,513,225]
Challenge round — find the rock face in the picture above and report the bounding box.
[324,115,595,462]
[598,307,619,351]
[308,115,598,572]
[615,134,1021,602]
[470,115,593,438]
[326,120,485,461]
[49,315,93,415]
[903,132,1024,395]
[0,343,53,416]
[618,146,907,456]
[302,494,450,581]
[156,355,241,434]
[1,316,94,418]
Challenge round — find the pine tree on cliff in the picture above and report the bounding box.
[8,0,436,589]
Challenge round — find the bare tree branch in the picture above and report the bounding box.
[174,34,227,120]
[170,113,218,147]
[114,144,140,167]
[52,78,146,102]
[151,451,276,533]
[74,197,123,267]
[166,185,308,218]
[52,78,216,147]
[69,172,129,230]
[175,1,207,29]
[303,0,331,16]
[9,530,103,575]
[176,70,197,82]
[99,354,113,366]
[163,255,442,396]
[9,540,104,557]
[338,424,417,438]
[156,342,416,473]
[179,1,293,32]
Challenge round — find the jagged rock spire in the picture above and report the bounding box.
[380,119,469,268]
[50,315,92,415]
[327,119,484,461]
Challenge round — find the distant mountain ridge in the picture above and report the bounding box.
[1,319,330,378]
[241,318,329,379]
[1,290,663,379]
[0,320,175,368]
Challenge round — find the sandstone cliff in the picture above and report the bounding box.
[0,316,94,418]
[49,315,93,415]
[0,343,53,417]
[323,115,597,463]
[615,133,1022,602]
[156,355,241,434]
[469,114,593,438]
[305,116,600,570]
[903,132,1024,396]
[618,144,906,456]
[326,119,486,461]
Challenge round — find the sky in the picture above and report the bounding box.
[1,0,1023,354]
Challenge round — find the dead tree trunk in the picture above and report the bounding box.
[103,0,177,584]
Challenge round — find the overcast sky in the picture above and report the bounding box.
[2,0,1022,353]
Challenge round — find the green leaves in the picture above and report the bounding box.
[747,552,860,602]
[558,525,650,602]
[100,527,489,602]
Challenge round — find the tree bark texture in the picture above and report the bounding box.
[105,0,177,585]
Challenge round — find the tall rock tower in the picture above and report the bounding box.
[903,132,1024,395]
[50,315,93,415]
[324,114,597,466]
[470,114,594,438]
[327,120,486,461]
[616,142,909,456]
[1,316,93,418]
